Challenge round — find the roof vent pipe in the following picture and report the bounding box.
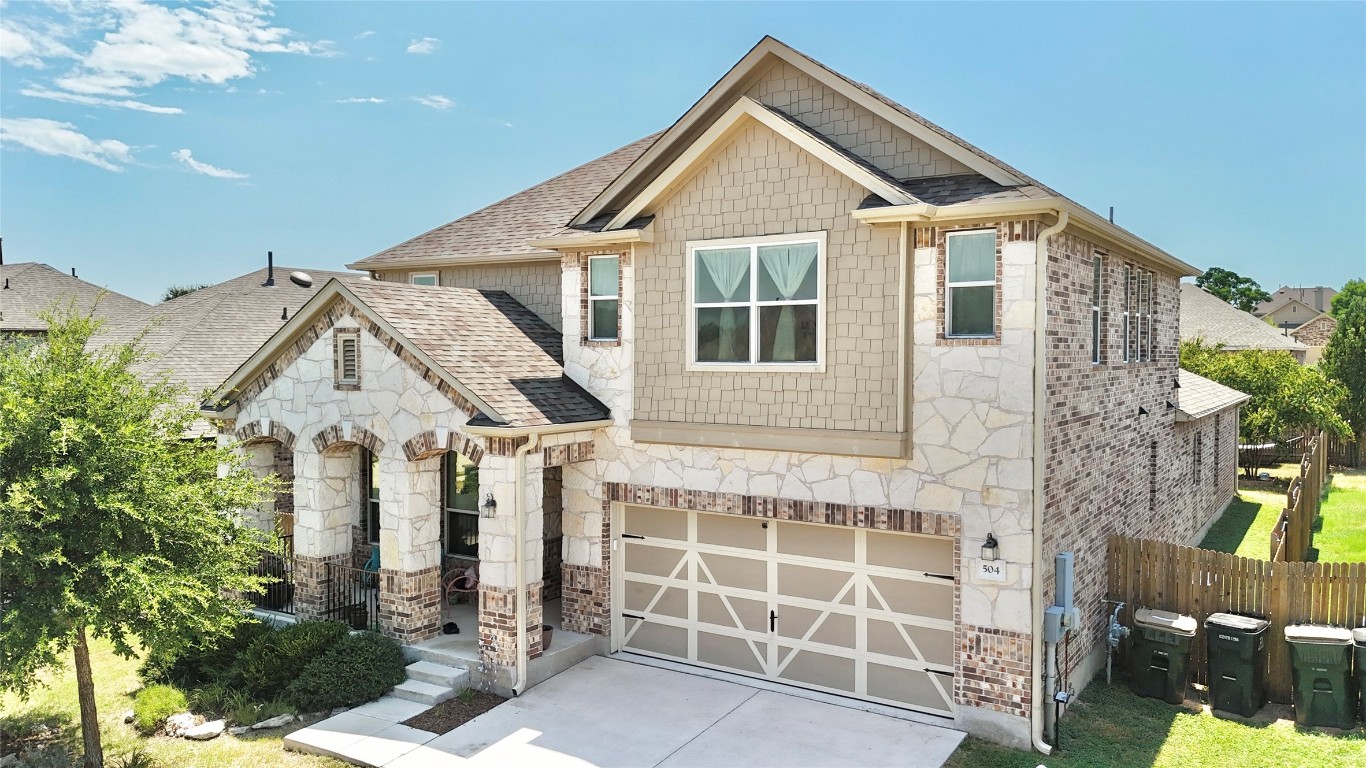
[266,251,275,286]
[281,306,288,321]
[3,279,9,289]
[71,267,78,278]
[1,236,5,266]
[1108,206,1114,224]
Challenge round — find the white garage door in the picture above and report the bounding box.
[615,505,956,716]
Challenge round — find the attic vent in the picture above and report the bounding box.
[339,337,359,384]
[290,271,313,288]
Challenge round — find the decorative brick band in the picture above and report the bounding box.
[312,422,385,456]
[378,565,442,644]
[478,581,544,667]
[560,563,609,636]
[484,435,530,458]
[234,418,297,451]
[236,297,481,420]
[956,625,1032,717]
[401,429,485,464]
[602,482,960,537]
[543,440,594,467]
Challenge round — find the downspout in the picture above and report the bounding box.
[1031,210,1068,755]
[897,221,909,434]
[511,431,543,696]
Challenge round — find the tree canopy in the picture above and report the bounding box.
[0,304,275,766]
[1181,340,1350,474]
[1195,267,1272,313]
[1322,278,1366,437]
[1329,278,1366,323]
[161,283,209,302]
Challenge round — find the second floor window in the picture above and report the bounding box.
[690,235,822,366]
[1091,253,1103,364]
[588,256,619,341]
[1123,265,1154,362]
[945,230,996,337]
[410,273,438,286]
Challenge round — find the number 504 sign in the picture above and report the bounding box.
[976,560,1007,583]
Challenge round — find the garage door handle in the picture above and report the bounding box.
[770,610,777,632]
[622,533,645,540]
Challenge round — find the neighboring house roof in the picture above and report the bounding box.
[1289,312,1338,343]
[348,132,661,270]
[1255,286,1338,317]
[1175,370,1251,422]
[92,266,356,434]
[212,279,609,430]
[0,262,149,333]
[1179,283,1306,353]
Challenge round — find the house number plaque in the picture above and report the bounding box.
[976,560,1008,583]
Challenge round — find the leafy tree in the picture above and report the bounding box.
[1322,279,1366,441]
[0,304,274,767]
[1180,340,1350,477]
[161,283,209,302]
[1195,267,1272,313]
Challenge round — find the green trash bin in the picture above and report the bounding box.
[1205,612,1270,717]
[1284,624,1355,729]
[1353,628,1366,723]
[1130,608,1198,704]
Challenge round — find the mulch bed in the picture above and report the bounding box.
[402,690,506,735]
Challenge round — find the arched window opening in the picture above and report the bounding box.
[442,452,479,559]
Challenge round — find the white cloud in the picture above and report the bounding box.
[20,86,184,114]
[413,94,454,110]
[406,37,440,55]
[355,30,374,40]
[171,148,247,179]
[0,117,132,171]
[0,17,76,67]
[336,97,384,104]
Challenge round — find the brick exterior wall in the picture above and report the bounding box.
[378,565,442,643]
[1042,231,1238,686]
[635,120,901,433]
[958,626,1032,716]
[293,553,351,620]
[479,581,544,666]
[1290,313,1336,346]
[380,262,564,331]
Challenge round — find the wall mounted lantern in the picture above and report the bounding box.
[481,492,498,519]
[982,533,1000,562]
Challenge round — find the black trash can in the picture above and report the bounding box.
[1205,613,1270,717]
[1353,628,1366,723]
[1284,624,1355,729]
[1130,608,1198,704]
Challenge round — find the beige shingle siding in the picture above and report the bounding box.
[746,60,973,182]
[634,120,900,433]
[378,263,563,331]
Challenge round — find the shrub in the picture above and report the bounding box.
[285,631,406,712]
[240,620,349,698]
[111,748,163,768]
[140,619,273,688]
[132,684,188,732]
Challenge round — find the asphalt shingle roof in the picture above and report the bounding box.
[1176,369,1251,421]
[1256,286,1338,317]
[0,262,149,333]
[1179,283,1306,353]
[350,133,661,268]
[340,279,609,428]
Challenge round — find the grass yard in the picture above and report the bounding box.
[0,636,345,768]
[1312,469,1366,562]
[1198,489,1284,559]
[946,678,1366,768]
[1199,465,1366,562]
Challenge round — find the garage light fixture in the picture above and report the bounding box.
[982,533,1000,562]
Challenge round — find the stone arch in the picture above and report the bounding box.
[401,428,484,465]
[234,418,298,451]
[311,422,385,456]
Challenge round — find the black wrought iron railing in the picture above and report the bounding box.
[250,534,295,614]
[325,562,379,631]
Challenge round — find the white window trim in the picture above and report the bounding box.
[1091,253,1103,365]
[587,255,620,341]
[410,272,438,286]
[685,231,827,374]
[944,229,997,339]
[1122,265,1133,364]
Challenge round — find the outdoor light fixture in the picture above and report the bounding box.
[982,533,999,562]
[480,492,498,518]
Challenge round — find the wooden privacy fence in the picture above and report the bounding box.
[1269,431,1327,562]
[1107,535,1366,705]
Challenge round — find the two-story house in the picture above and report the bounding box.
[205,38,1246,750]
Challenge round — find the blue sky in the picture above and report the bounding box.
[2,1,1363,303]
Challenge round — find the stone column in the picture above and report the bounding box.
[293,448,358,620]
[376,453,442,643]
[559,457,608,636]
[241,442,278,532]
[477,449,545,681]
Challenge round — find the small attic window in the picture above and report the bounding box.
[334,329,361,390]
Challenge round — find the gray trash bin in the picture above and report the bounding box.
[1130,608,1198,704]
[1354,628,1366,723]
[1284,624,1355,729]
[1205,612,1270,716]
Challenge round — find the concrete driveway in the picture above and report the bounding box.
[398,655,964,768]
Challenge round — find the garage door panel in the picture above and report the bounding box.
[624,505,687,541]
[697,552,767,591]
[778,647,856,693]
[627,620,689,660]
[624,544,686,578]
[866,531,953,574]
[698,591,768,634]
[868,575,953,621]
[698,632,767,675]
[697,514,766,550]
[867,664,954,714]
[867,619,954,667]
[777,523,854,561]
[776,604,856,649]
[625,582,689,619]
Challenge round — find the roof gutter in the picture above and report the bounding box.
[527,226,653,251]
[851,198,1198,278]
[460,419,613,438]
[1030,209,1068,756]
[345,252,562,272]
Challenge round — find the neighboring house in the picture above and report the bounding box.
[1255,285,1337,330]
[206,38,1247,750]
[1179,282,1307,362]
[0,261,148,336]
[1289,312,1337,365]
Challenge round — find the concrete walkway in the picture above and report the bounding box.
[287,655,965,767]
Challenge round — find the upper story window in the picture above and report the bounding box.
[334,328,360,389]
[588,256,620,341]
[688,232,824,370]
[1123,264,1154,363]
[1091,253,1103,364]
[945,230,996,338]
[410,272,438,286]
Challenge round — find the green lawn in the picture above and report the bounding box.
[1198,488,1284,559]
[947,678,1366,768]
[1312,469,1366,562]
[1199,466,1366,563]
[0,637,345,768]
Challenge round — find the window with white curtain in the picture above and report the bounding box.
[945,230,996,337]
[689,234,822,367]
[588,256,619,341]
[409,273,438,286]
